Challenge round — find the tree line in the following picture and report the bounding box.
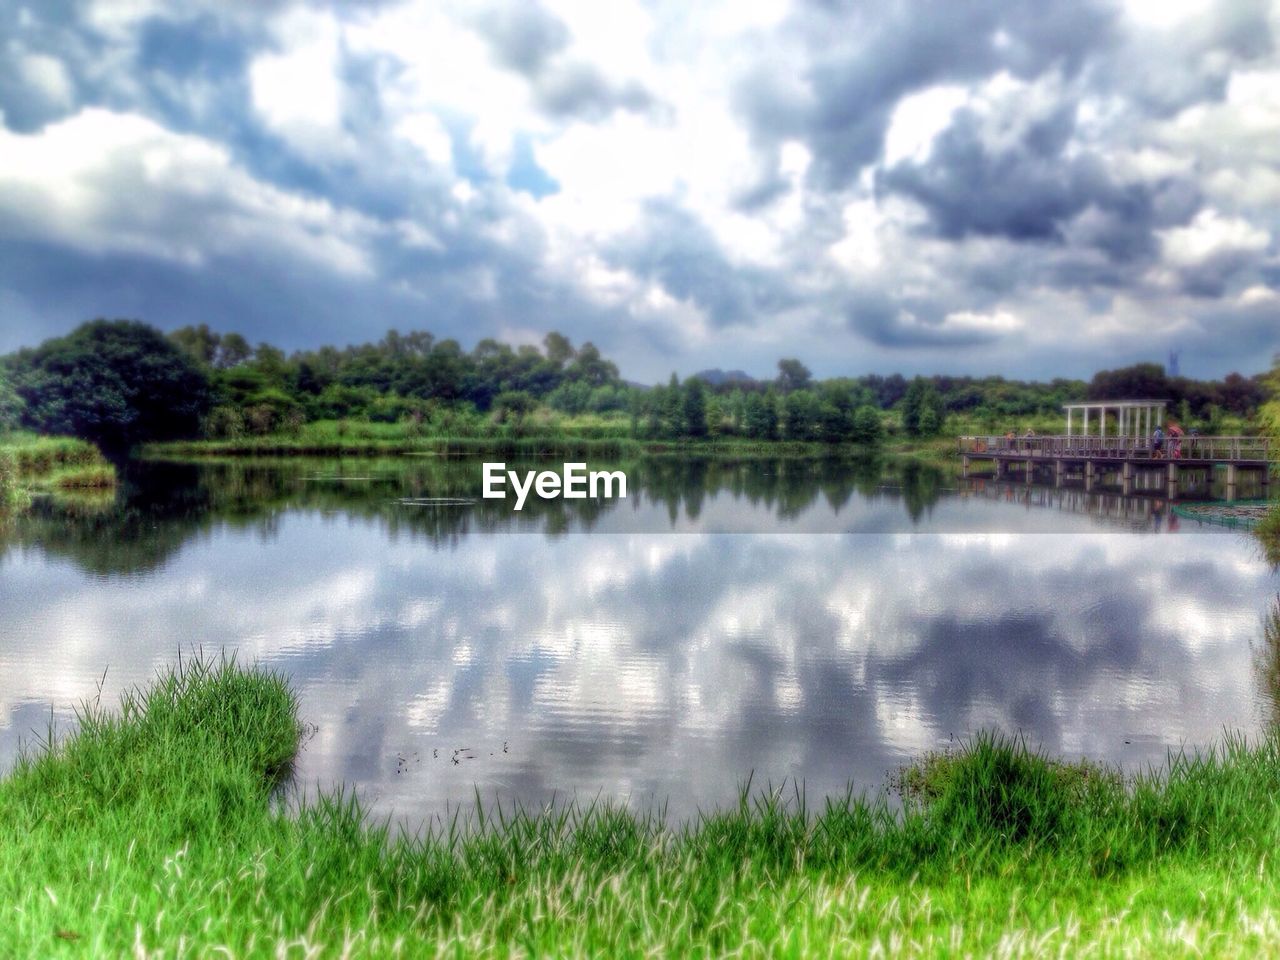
[0,319,1271,449]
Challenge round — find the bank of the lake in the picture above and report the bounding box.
[10,655,1280,956]
[144,417,913,461]
[0,434,116,510]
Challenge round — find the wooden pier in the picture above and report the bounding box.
[958,432,1272,502]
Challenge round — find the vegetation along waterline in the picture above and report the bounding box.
[0,434,116,511]
[12,655,1280,955]
[2,320,1268,460]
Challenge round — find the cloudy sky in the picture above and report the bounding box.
[0,0,1277,380]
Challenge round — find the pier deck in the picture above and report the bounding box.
[958,435,1272,500]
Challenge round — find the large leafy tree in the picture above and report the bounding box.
[11,319,213,449]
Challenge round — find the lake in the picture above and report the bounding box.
[2,455,1277,822]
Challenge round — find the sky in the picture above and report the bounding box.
[0,0,1277,381]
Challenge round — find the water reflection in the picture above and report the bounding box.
[0,456,1235,580]
[1,456,1276,822]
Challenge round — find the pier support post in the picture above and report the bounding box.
[995,458,1006,479]
[1225,463,1237,503]
[1167,462,1179,500]
[1026,460,1033,484]
[1055,459,1064,488]
[962,454,969,477]
[1085,460,1095,491]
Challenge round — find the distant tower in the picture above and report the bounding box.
[1167,349,1180,378]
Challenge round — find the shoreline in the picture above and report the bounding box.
[142,432,945,462]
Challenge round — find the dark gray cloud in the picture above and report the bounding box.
[470,2,660,121]
[605,200,799,328]
[739,0,1119,190]
[534,63,656,121]
[471,3,570,76]
[875,102,1206,284]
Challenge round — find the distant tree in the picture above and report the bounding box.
[0,365,23,432]
[566,342,619,387]
[547,380,592,414]
[682,377,708,438]
[1087,363,1169,402]
[294,360,331,396]
[1218,371,1267,416]
[862,372,908,408]
[918,403,941,436]
[169,324,221,366]
[252,343,290,386]
[850,405,883,445]
[902,377,944,437]
[543,332,574,368]
[776,358,812,393]
[781,389,820,440]
[661,373,683,438]
[816,382,855,442]
[10,319,213,449]
[492,390,537,425]
[215,332,252,369]
[743,391,778,440]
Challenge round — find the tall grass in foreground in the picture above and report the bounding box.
[1257,502,1280,567]
[9,658,1280,956]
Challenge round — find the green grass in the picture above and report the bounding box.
[9,657,1280,955]
[46,463,118,490]
[145,417,887,460]
[1257,502,1280,567]
[0,434,117,507]
[0,433,108,475]
[0,449,21,508]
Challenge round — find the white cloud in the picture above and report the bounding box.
[394,112,454,170]
[249,9,347,157]
[1122,0,1218,30]
[883,85,968,166]
[0,109,376,275]
[941,309,1024,334]
[15,52,74,109]
[1158,209,1269,268]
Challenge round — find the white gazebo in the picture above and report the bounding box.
[1062,400,1168,438]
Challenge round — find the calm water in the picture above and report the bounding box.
[1,456,1277,822]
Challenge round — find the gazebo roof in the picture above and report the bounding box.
[1062,399,1169,409]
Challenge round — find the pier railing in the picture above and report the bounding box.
[958,435,1271,462]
